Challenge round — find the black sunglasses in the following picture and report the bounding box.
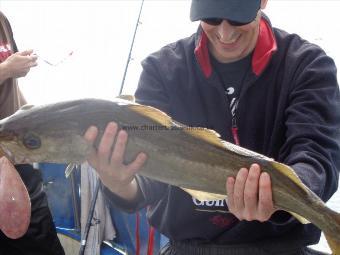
[202,18,251,27]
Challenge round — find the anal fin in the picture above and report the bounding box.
[181,187,226,201]
[288,211,310,224]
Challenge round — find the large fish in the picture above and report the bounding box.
[0,98,339,254]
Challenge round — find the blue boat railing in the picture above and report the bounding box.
[39,163,167,255]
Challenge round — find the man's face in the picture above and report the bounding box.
[200,11,261,63]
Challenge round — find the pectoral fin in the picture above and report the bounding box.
[129,105,173,127]
[288,211,310,224]
[271,161,308,192]
[116,95,135,102]
[19,104,35,111]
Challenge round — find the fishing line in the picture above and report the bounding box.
[119,0,145,95]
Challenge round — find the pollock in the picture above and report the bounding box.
[0,98,339,254]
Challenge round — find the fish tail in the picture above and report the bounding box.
[325,213,340,255]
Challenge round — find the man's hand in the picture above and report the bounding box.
[84,122,147,201]
[226,164,276,222]
[0,49,38,81]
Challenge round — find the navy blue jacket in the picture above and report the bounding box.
[105,17,340,247]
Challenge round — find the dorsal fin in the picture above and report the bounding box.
[270,161,307,192]
[117,95,135,102]
[184,128,226,149]
[130,104,227,149]
[128,105,173,127]
[20,104,35,111]
[221,141,273,160]
[288,211,310,224]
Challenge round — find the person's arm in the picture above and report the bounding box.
[280,46,340,201]
[0,12,37,84]
[0,62,10,84]
[267,46,340,226]
[225,45,340,223]
[85,51,171,211]
[0,50,38,85]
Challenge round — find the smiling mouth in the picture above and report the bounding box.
[218,34,242,48]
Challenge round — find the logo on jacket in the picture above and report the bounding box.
[209,215,237,228]
[192,197,229,213]
[191,197,237,228]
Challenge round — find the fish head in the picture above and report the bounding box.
[0,98,142,165]
[0,106,91,164]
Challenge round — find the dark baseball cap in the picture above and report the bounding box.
[190,0,261,24]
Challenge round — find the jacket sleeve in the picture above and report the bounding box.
[103,52,171,212]
[280,43,340,201]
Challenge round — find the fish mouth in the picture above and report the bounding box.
[0,145,14,161]
[0,145,31,164]
[0,129,16,141]
[0,131,27,164]
[0,130,17,161]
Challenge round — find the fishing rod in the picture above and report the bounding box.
[78,181,100,255]
[79,1,145,254]
[119,0,145,95]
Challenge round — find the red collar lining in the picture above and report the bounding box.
[194,32,212,78]
[252,18,277,76]
[194,18,277,78]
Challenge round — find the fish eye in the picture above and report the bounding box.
[23,132,41,149]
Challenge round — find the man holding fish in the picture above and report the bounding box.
[0,10,64,255]
[85,0,340,254]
